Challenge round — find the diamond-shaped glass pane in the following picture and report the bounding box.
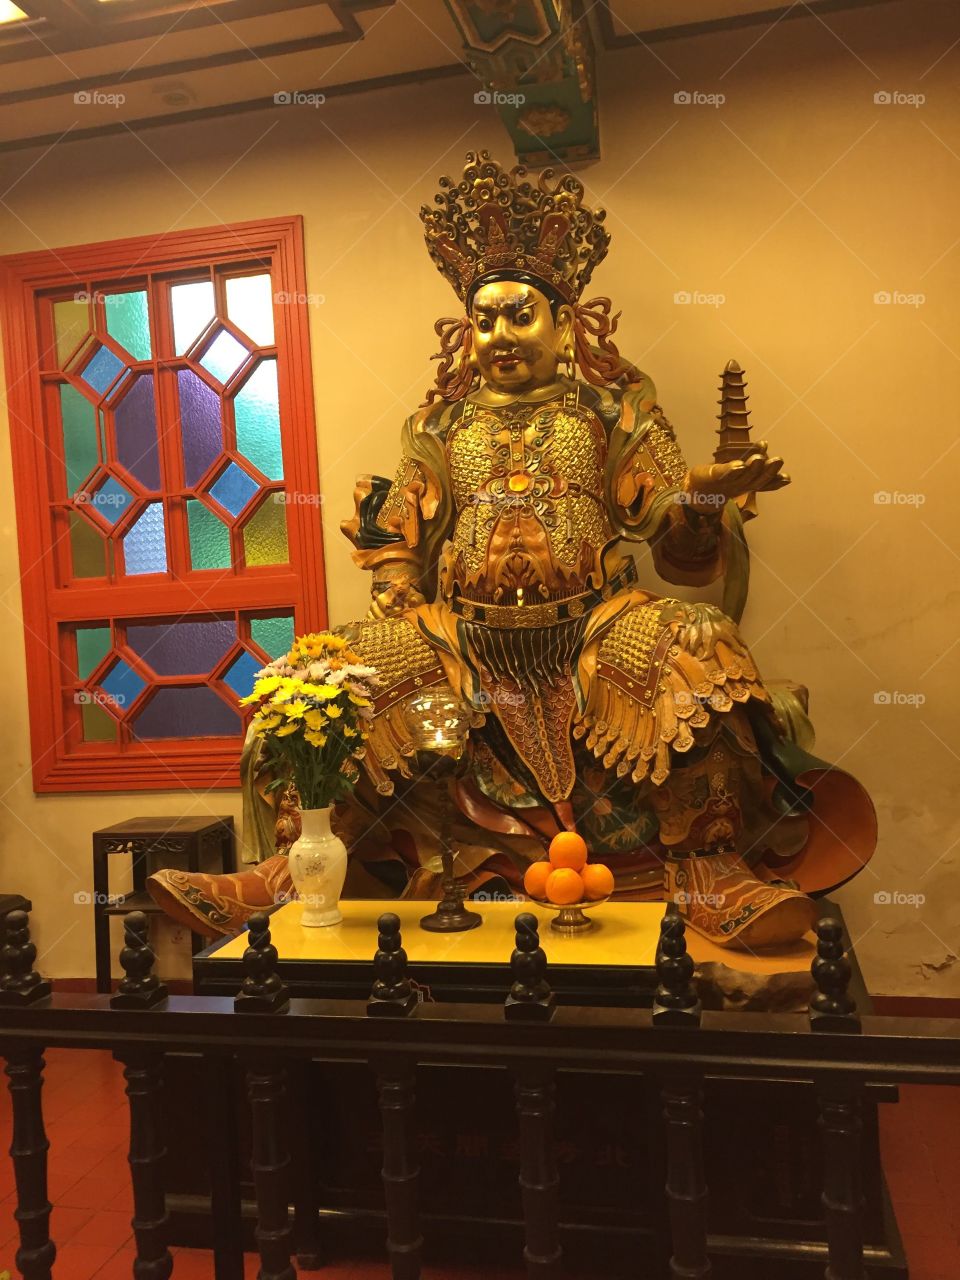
[123,503,167,574]
[222,649,262,699]
[199,330,248,385]
[81,344,125,396]
[99,658,145,714]
[88,475,134,526]
[209,461,259,517]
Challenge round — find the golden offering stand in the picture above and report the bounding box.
[409,690,482,933]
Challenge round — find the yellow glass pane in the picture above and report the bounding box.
[242,495,288,566]
[53,298,90,366]
[0,2,27,23]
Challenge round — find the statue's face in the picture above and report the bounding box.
[469,280,572,393]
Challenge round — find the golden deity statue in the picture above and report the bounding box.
[149,152,876,950]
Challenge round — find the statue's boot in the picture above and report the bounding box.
[147,854,293,938]
[664,851,818,950]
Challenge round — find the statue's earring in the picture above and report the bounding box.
[562,342,576,380]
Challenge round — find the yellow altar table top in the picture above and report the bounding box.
[214,899,819,976]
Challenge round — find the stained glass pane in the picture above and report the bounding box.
[171,280,215,355]
[69,512,107,578]
[132,687,241,740]
[60,383,98,495]
[235,359,282,480]
[200,330,248,385]
[114,373,160,490]
[242,496,288,566]
[89,475,134,526]
[209,461,258,517]
[187,500,231,570]
[81,700,116,742]
[225,274,275,346]
[104,291,151,361]
[81,344,125,396]
[76,626,111,680]
[178,369,223,486]
[127,619,235,675]
[99,658,146,713]
[222,649,261,698]
[250,614,294,659]
[123,503,167,574]
[53,298,89,366]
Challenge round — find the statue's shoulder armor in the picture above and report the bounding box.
[416,398,464,441]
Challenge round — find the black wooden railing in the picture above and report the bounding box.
[1,904,960,1280]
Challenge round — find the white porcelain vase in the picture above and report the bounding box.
[288,806,347,927]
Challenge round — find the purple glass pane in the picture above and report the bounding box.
[114,374,160,490]
[127,619,236,675]
[132,686,241,740]
[178,369,223,487]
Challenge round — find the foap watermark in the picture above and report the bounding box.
[874,890,925,907]
[471,890,524,903]
[873,690,926,707]
[273,90,325,108]
[474,89,526,107]
[674,490,725,509]
[274,491,323,506]
[674,90,725,108]
[74,90,126,107]
[476,686,527,709]
[76,488,128,512]
[874,90,925,108]
[74,690,126,708]
[874,290,925,308]
[674,290,725,308]
[274,289,325,307]
[873,490,926,506]
[74,890,125,907]
[674,891,726,907]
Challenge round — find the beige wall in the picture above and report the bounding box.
[1,0,957,993]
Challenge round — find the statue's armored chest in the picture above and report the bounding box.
[446,390,608,509]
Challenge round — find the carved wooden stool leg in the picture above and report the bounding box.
[4,1050,55,1280]
[247,1061,296,1280]
[116,1052,173,1280]
[515,1066,561,1278]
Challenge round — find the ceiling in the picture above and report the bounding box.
[0,0,894,154]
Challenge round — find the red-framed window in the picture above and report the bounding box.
[0,216,326,792]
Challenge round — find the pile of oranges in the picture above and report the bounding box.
[523,832,615,905]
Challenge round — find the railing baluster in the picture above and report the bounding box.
[111,913,173,1280]
[654,912,711,1280]
[1,910,54,1280]
[504,915,561,1276]
[368,915,422,1280]
[810,918,865,1280]
[235,912,295,1280]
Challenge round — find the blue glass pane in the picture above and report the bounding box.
[199,330,248,385]
[123,503,167,574]
[89,475,134,525]
[127,619,235,675]
[99,658,146,713]
[222,649,262,698]
[132,687,241,740]
[209,461,258,517]
[81,344,125,396]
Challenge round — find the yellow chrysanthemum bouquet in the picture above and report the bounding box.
[240,632,377,809]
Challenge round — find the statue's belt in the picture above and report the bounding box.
[449,562,638,629]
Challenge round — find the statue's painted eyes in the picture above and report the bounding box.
[516,311,533,326]
[476,317,493,332]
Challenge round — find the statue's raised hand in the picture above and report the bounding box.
[686,444,789,501]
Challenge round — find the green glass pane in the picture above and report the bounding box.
[225,274,275,346]
[69,512,106,578]
[187,499,231,569]
[53,298,89,366]
[242,496,288,567]
[76,626,111,680]
[250,614,294,659]
[60,383,98,494]
[81,699,116,742]
[234,359,282,481]
[104,291,151,361]
[171,280,215,355]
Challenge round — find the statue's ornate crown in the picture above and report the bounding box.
[420,151,610,305]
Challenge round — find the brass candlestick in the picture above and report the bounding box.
[409,690,481,933]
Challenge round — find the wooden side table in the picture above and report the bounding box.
[92,816,234,993]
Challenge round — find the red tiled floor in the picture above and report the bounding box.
[0,1050,958,1277]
